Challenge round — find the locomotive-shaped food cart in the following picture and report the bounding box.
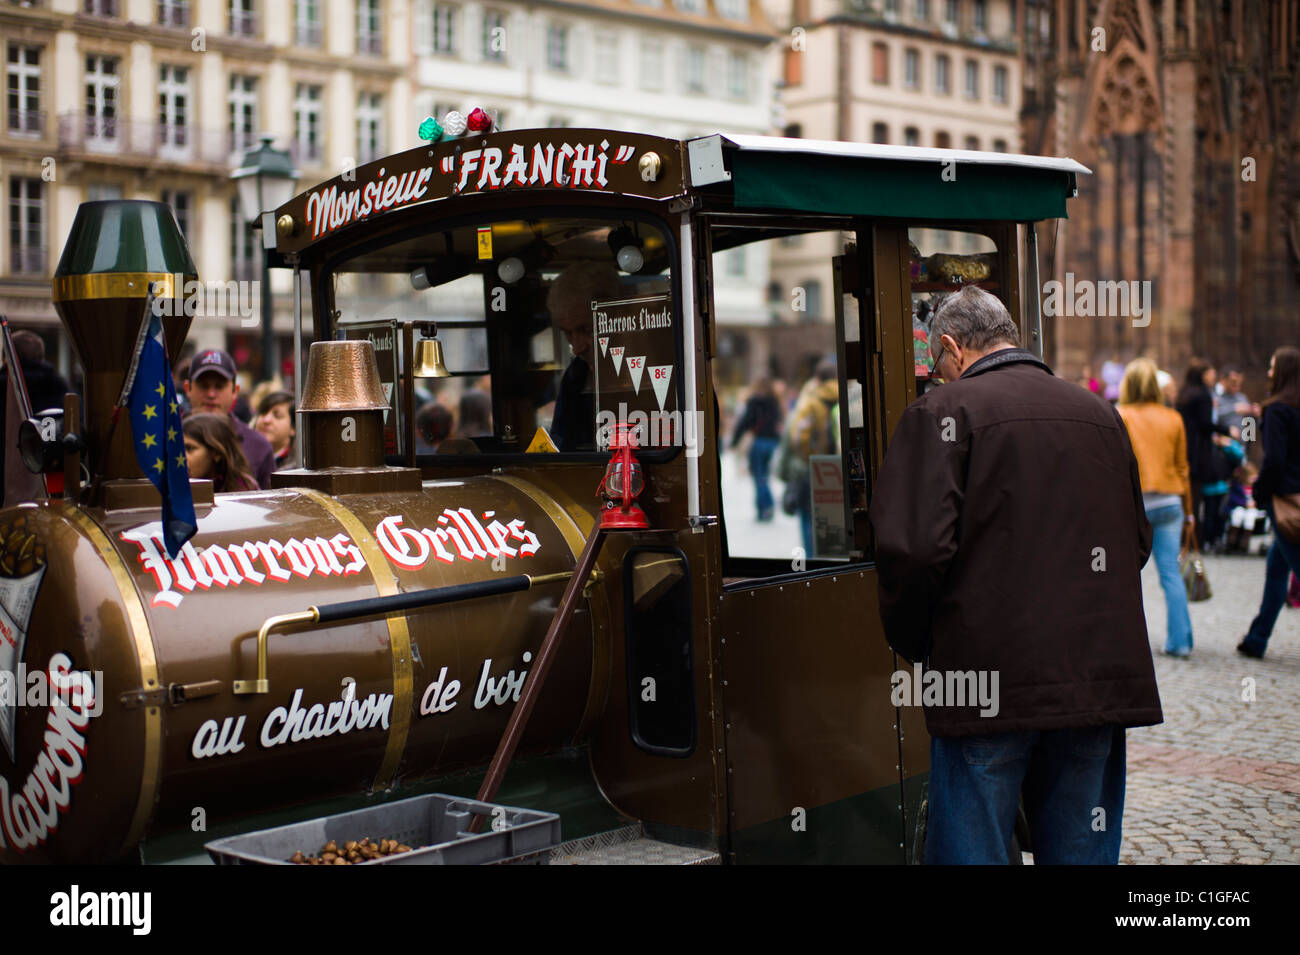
[0,128,1085,864]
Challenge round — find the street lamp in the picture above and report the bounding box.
[231,134,299,383]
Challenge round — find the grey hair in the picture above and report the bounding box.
[929,285,1020,353]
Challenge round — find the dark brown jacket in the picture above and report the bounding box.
[869,348,1162,737]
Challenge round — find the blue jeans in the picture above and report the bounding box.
[1147,501,1194,655]
[926,726,1127,865]
[749,436,778,516]
[1241,530,1300,654]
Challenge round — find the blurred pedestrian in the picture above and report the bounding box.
[183,413,258,493]
[1238,346,1300,659]
[731,378,783,522]
[1118,358,1195,657]
[1214,367,1252,439]
[779,360,838,552]
[415,401,453,453]
[1176,359,1232,549]
[457,389,492,439]
[870,286,1161,865]
[254,390,296,470]
[183,349,275,488]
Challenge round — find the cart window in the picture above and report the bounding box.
[908,227,1000,392]
[328,213,676,458]
[714,228,870,575]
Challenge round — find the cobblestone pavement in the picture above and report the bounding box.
[1122,551,1300,864]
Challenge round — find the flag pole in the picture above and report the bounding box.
[87,284,159,502]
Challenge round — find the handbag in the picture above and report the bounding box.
[1271,492,1300,543]
[1180,529,1212,602]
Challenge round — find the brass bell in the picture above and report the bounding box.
[413,337,451,379]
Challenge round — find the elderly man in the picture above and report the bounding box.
[547,262,622,451]
[869,286,1162,865]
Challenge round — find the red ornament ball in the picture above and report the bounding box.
[466,108,493,133]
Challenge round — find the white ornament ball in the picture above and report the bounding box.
[442,110,467,138]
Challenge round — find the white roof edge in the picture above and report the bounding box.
[695,133,1092,176]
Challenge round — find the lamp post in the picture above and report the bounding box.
[231,134,299,383]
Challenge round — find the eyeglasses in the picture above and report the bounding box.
[929,341,947,379]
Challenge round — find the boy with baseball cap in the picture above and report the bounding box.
[183,349,275,489]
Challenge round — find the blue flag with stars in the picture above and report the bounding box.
[128,310,196,558]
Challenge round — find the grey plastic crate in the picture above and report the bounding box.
[204,794,561,865]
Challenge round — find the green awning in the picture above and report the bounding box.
[730,151,1076,222]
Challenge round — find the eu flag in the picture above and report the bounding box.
[128,310,196,558]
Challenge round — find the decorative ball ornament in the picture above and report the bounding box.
[466,108,493,134]
[442,110,467,138]
[418,116,444,142]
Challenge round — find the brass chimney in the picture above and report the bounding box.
[297,340,390,470]
[51,201,196,486]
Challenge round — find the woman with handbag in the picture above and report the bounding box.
[1176,359,1233,550]
[1239,346,1300,658]
[1118,359,1196,657]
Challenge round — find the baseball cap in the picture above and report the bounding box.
[189,349,237,382]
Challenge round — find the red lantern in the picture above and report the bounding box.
[466,108,493,134]
[597,423,649,530]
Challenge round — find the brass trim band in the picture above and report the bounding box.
[51,272,194,302]
[299,489,413,793]
[62,504,162,855]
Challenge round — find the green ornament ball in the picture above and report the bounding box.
[418,116,444,142]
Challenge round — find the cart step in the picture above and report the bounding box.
[549,824,720,865]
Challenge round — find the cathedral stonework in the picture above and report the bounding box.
[1021,0,1300,393]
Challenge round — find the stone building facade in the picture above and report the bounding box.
[1021,0,1300,392]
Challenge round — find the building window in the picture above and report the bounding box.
[934,130,950,148]
[295,0,322,46]
[715,0,746,19]
[229,0,256,37]
[903,48,919,90]
[944,0,957,24]
[993,64,1008,103]
[974,0,987,31]
[934,53,950,93]
[294,83,322,163]
[964,135,979,150]
[964,59,979,98]
[161,189,192,242]
[228,74,258,154]
[871,122,888,144]
[684,45,706,94]
[676,0,704,11]
[640,38,664,90]
[6,45,42,136]
[884,0,900,11]
[357,92,383,163]
[432,4,457,54]
[725,247,745,278]
[230,196,256,282]
[904,126,919,146]
[802,279,822,321]
[547,114,569,127]
[912,0,930,21]
[158,0,190,28]
[482,9,506,62]
[84,54,119,146]
[594,33,618,84]
[357,0,383,55]
[9,178,44,275]
[546,23,569,72]
[872,42,889,84]
[727,51,748,99]
[992,138,1008,152]
[84,0,119,16]
[157,65,190,152]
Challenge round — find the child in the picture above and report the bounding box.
[1226,461,1262,554]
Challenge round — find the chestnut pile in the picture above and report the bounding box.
[289,838,415,865]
